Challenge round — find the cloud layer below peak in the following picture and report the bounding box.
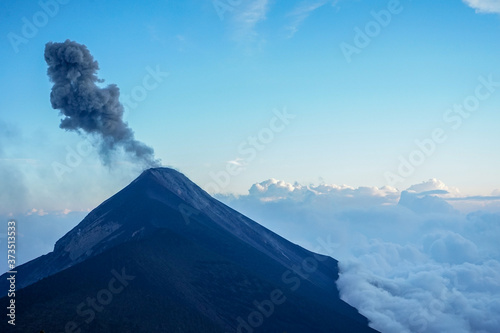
[218,178,500,333]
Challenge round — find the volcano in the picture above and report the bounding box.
[0,167,378,332]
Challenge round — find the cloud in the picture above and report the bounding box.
[218,178,500,333]
[220,178,500,215]
[337,247,500,333]
[236,178,400,205]
[232,0,270,42]
[463,0,500,14]
[27,208,49,216]
[227,157,245,167]
[285,0,330,38]
[407,178,460,196]
[398,190,457,215]
[445,195,500,213]
[61,208,73,215]
[399,179,500,213]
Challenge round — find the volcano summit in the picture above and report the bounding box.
[0,167,378,333]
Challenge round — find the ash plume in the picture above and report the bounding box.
[44,39,160,167]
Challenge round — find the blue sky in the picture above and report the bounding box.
[1,0,500,216]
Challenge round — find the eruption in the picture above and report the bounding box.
[44,39,160,167]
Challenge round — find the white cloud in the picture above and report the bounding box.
[218,178,500,333]
[337,251,500,333]
[406,178,460,196]
[26,208,48,216]
[285,0,330,38]
[232,0,270,41]
[463,0,500,14]
[241,178,400,205]
[227,157,245,167]
[335,221,500,333]
[59,208,74,215]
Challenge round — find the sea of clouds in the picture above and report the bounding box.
[218,178,500,333]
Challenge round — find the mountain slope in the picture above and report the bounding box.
[0,167,378,332]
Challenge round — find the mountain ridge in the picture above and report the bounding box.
[0,167,378,332]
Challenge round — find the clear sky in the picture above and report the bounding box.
[1,0,500,215]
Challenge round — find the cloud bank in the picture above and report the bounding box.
[463,0,500,14]
[218,178,500,333]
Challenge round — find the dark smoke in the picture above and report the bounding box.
[44,39,160,167]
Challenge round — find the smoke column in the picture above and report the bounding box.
[44,39,160,167]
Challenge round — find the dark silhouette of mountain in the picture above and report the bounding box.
[0,168,378,332]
